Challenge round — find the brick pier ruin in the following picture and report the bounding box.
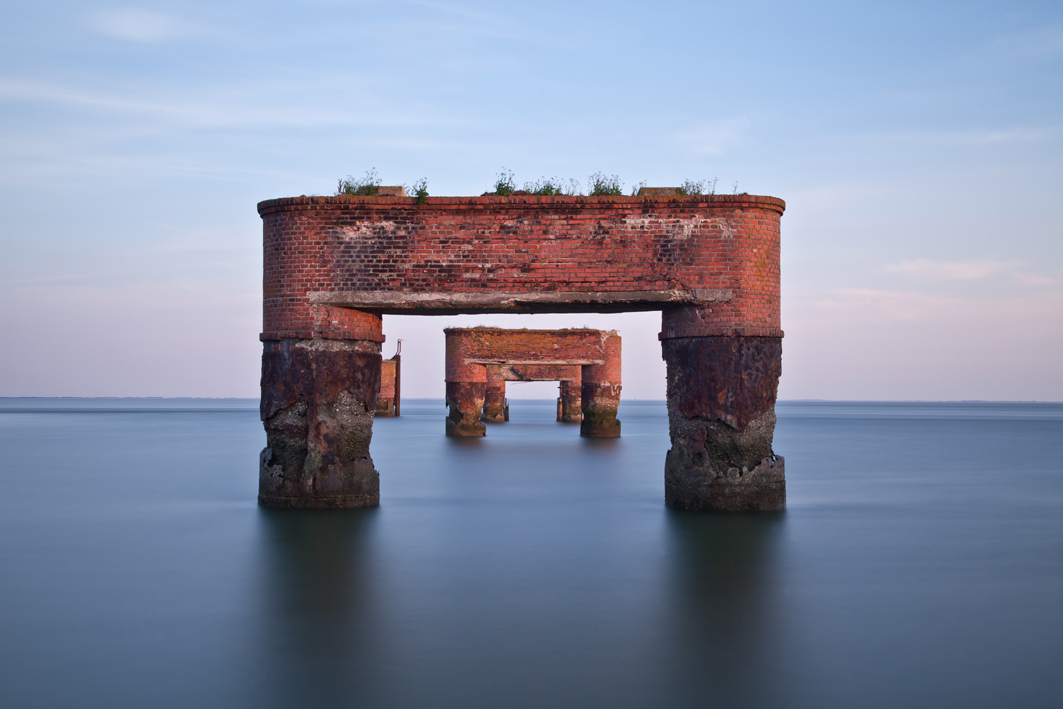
[444,327,621,437]
[258,191,785,511]
[375,343,401,417]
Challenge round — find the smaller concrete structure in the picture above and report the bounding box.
[444,328,621,437]
[375,340,401,417]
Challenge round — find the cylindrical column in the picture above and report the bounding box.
[259,337,381,508]
[444,330,487,437]
[558,379,582,423]
[580,332,621,437]
[483,367,508,423]
[660,331,784,512]
[446,382,486,436]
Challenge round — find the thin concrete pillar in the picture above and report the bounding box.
[580,333,621,437]
[259,337,381,508]
[557,379,582,423]
[660,324,784,512]
[483,366,508,423]
[392,350,401,416]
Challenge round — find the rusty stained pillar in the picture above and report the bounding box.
[557,379,582,423]
[483,366,508,423]
[392,351,401,416]
[376,358,398,417]
[260,334,382,509]
[445,331,486,437]
[660,310,784,512]
[580,332,621,437]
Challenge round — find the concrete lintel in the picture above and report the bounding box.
[309,289,732,314]
[465,359,604,366]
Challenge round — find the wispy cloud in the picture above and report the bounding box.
[789,287,1063,329]
[884,258,1063,287]
[884,127,1057,146]
[780,288,1063,400]
[0,76,444,130]
[885,258,1013,280]
[87,9,197,43]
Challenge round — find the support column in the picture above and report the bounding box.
[558,379,582,423]
[446,382,486,436]
[375,358,397,417]
[483,367,508,423]
[444,329,486,436]
[392,352,401,416]
[661,334,784,512]
[259,338,381,508]
[580,332,621,437]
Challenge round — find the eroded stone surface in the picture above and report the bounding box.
[661,336,782,431]
[662,336,784,511]
[446,381,486,437]
[483,380,508,423]
[580,333,621,437]
[580,383,621,437]
[259,338,381,508]
[558,380,582,423]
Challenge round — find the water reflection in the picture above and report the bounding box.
[255,509,379,708]
[665,512,788,708]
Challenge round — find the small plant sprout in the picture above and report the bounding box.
[630,180,646,196]
[524,177,574,196]
[679,178,718,196]
[411,178,429,205]
[337,168,382,196]
[494,169,517,196]
[588,172,623,196]
[731,181,739,195]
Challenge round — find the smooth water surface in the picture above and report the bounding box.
[1,398,1061,708]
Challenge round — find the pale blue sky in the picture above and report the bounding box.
[1,0,1060,400]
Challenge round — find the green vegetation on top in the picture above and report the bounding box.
[337,168,382,196]
[335,168,742,199]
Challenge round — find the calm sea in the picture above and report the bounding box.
[1,398,1061,708]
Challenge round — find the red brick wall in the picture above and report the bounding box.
[582,334,622,385]
[379,360,396,400]
[259,195,784,340]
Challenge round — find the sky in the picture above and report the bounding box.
[0,0,1060,401]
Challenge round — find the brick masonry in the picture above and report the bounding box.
[258,193,785,511]
[376,357,399,417]
[258,194,783,341]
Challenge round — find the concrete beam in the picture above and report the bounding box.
[464,359,604,366]
[309,289,732,314]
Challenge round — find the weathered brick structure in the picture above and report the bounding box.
[258,191,785,511]
[444,328,620,436]
[375,344,401,417]
[485,363,582,424]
